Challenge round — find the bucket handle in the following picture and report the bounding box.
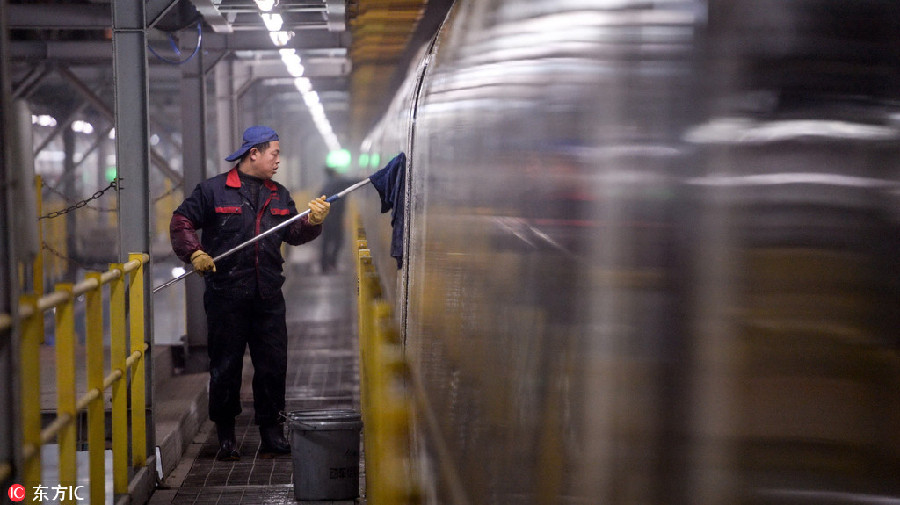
[280,411,318,430]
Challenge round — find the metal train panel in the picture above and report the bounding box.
[361,1,900,504]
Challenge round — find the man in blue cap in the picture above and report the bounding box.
[170,125,330,460]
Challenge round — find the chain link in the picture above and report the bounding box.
[39,178,182,219]
[42,180,117,213]
[39,178,120,220]
[153,182,183,203]
[41,241,96,271]
[36,177,183,269]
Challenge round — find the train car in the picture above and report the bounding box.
[355,1,900,504]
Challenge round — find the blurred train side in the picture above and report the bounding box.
[355,1,900,504]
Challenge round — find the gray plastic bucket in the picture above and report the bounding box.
[286,409,363,501]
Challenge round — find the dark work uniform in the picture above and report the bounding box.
[170,168,321,426]
[318,173,352,272]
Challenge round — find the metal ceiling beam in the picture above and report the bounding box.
[10,42,115,62]
[146,0,181,29]
[12,63,51,100]
[215,2,327,13]
[7,4,110,30]
[71,124,116,171]
[227,11,328,27]
[191,0,233,33]
[9,1,184,30]
[54,65,183,185]
[205,30,349,50]
[264,75,349,91]
[32,100,90,158]
[234,59,349,79]
[10,31,349,61]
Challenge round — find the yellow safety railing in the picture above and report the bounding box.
[0,252,150,504]
[355,213,421,505]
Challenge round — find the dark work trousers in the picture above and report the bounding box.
[204,289,288,427]
[320,224,344,273]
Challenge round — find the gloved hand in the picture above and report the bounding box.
[307,195,330,225]
[190,250,216,274]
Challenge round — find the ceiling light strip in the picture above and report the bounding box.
[259,3,341,152]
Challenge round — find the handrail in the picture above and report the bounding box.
[17,345,148,467]
[12,257,141,320]
[355,213,422,504]
[6,253,150,505]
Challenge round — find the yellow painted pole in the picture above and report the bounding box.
[84,272,106,505]
[374,301,416,505]
[128,253,147,467]
[356,244,374,503]
[357,245,371,417]
[54,283,77,504]
[109,265,128,494]
[155,179,172,238]
[357,251,374,418]
[369,297,385,505]
[34,175,44,296]
[19,294,43,491]
[360,255,386,504]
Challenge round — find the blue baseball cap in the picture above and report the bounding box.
[225,125,280,162]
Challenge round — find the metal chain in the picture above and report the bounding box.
[40,178,181,218]
[36,178,184,270]
[41,241,95,271]
[39,179,120,220]
[42,180,116,213]
[153,182,183,203]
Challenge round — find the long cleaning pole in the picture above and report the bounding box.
[152,177,372,293]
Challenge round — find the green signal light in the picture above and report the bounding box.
[105,166,117,182]
[326,149,351,172]
[369,153,380,169]
[358,153,369,168]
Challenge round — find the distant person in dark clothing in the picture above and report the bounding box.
[170,125,330,461]
[318,166,351,273]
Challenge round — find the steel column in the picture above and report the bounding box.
[181,46,209,353]
[54,65,183,185]
[215,60,238,155]
[0,0,17,490]
[111,0,155,473]
[62,127,78,283]
[111,0,150,282]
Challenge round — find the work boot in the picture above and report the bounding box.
[215,420,240,461]
[258,423,290,455]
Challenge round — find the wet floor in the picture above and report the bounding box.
[149,264,363,505]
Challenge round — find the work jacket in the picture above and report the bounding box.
[170,167,321,299]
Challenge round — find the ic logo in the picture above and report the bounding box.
[8,483,26,502]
